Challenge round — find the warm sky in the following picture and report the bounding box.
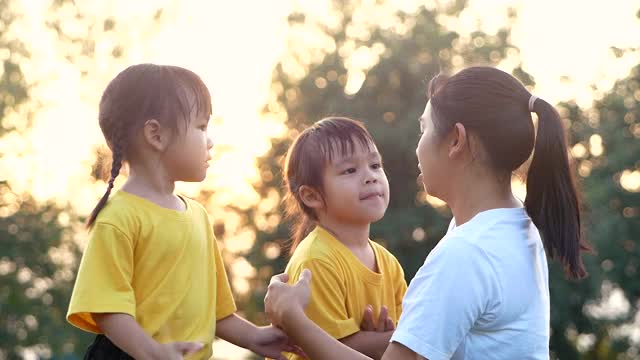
[1,0,638,215]
[2,0,639,357]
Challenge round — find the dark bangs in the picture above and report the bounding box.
[167,66,213,130]
[312,117,376,165]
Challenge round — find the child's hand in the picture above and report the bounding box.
[360,304,395,332]
[157,341,204,359]
[264,269,312,327]
[249,325,306,360]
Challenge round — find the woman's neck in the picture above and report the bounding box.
[446,172,521,227]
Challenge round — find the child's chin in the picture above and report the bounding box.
[368,209,387,223]
[180,173,207,182]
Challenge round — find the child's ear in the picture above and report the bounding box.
[298,186,323,210]
[143,119,171,152]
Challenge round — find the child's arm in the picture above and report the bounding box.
[266,270,370,359]
[282,305,372,360]
[94,313,203,360]
[341,305,396,359]
[266,271,422,360]
[277,297,418,360]
[341,331,394,360]
[216,313,300,360]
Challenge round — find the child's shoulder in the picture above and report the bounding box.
[93,191,208,228]
[93,192,140,225]
[289,229,339,265]
[286,233,345,280]
[370,240,404,272]
[370,240,396,259]
[181,196,209,218]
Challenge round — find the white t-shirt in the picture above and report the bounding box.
[391,207,550,360]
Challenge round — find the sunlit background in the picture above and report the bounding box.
[1,0,640,359]
[4,0,640,211]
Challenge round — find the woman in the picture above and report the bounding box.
[264,66,589,360]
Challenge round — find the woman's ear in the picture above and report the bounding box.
[298,185,324,210]
[448,122,468,160]
[143,119,172,152]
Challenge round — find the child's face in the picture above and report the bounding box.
[165,113,213,182]
[319,141,390,225]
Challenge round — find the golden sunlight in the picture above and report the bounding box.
[3,0,292,216]
[2,0,639,358]
[2,0,638,215]
[620,170,640,193]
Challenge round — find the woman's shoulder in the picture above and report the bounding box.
[448,208,531,247]
[434,232,482,255]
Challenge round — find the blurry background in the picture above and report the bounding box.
[1,0,639,359]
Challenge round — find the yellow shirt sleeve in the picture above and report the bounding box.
[394,261,408,323]
[213,237,237,320]
[67,222,136,333]
[289,259,360,339]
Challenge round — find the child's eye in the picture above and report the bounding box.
[371,163,382,170]
[199,125,207,131]
[342,168,356,175]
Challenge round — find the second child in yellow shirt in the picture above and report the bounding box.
[282,117,408,360]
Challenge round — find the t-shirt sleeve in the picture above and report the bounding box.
[390,238,502,360]
[213,236,237,320]
[288,259,360,340]
[393,259,408,323]
[66,222,136,333]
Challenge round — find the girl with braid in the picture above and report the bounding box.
[67,64,300,360]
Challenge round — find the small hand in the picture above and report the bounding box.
[360,304,395,332]
[157,341,204,359]
[250,325,306,360]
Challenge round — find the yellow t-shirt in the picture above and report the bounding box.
[67,191,236,359]
[285,226,407,359]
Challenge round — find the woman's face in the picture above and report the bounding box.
[416,101,450,200]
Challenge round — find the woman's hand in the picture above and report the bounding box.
[264,269,312,329]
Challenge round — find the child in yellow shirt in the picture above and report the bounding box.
[282,117,408,359]
[67,64,298,360]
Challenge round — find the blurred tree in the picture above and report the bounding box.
[0,0,28,137]
[0,182,92,358]
[548,62,640,359]
[0,0,119,358]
